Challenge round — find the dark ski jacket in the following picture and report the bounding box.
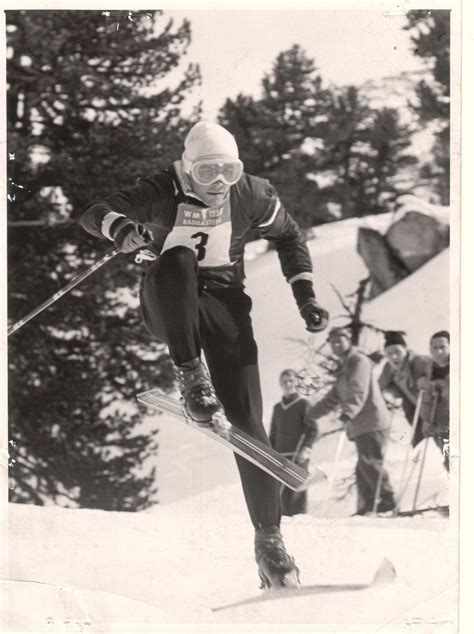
[269,394,318,456]
[81,161,313,290]
[309,347,391,440]
[419,360,449,437]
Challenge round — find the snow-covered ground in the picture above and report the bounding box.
[2,213,456,631]
[3,498,457,631]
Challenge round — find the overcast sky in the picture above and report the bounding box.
[165,9,426,119]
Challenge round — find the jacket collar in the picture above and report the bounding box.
[280,393,302,410]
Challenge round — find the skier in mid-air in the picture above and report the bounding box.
[81,121,329,589]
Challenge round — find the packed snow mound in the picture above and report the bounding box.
[394,194,451,226]
[362,248,449,354]
[4,499,456,630]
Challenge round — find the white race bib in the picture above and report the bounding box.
[161,199,233,267]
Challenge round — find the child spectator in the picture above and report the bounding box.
[269,369,318,516]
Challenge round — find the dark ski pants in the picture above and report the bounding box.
[354,430,395,512]
[140,246,281,530]
[403,400,427,448]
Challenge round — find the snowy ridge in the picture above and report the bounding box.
[4,497,456,630]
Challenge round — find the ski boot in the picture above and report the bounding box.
[175,358,228,430]
[255,526,300,589]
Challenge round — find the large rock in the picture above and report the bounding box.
[385,211,450,272]
[357,228,410,298]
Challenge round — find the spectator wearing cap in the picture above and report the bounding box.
[418,331,450,471]
[378,331,432,447]
[309,327,395,515]
[269,369,319,516]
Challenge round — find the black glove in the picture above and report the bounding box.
[292,279,329,333]
[300,301,329,333]
[110,217,153,253]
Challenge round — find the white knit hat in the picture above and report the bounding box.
[182,121,239,171]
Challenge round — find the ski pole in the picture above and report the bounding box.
[395,454,420,511]
[371,410,395,514]
[319,426,345,440]
[8,249,118,336]
[412,437,430,511]
[412,391,439,511]
[322,429,346,515]
[394,389,425,512]
[279,433,307,494]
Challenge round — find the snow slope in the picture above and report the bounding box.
[3,499,457,631]
[362,248,450,354]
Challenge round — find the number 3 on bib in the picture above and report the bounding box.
[191,231,209,261]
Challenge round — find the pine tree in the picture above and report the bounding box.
[219,46,416,226]
[404,10,450,203]
[7,10,200,510]
[219,45,331,227]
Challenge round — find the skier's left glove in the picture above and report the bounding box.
[300,301,329,333]
[291,279,329,332]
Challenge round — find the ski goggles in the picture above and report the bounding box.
[190,159,243,186]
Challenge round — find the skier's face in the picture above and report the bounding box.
[385,344,407,371]
[430,336,450,367]
[187,159,243,207]
[190,175,232,208]
[280,374,297,396]
[328,334,351,357]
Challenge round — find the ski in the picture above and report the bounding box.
[395,505,449,518]
[137,389,326,492]
[212,557,396,612]
[360,505,449,519]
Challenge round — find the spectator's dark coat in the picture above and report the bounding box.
[269,394,318,455]
[420,361,450,437]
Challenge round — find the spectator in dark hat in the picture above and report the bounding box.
[269,369,319,516]
[309,327,395,515]
[418,331,450,471]
[378,330,432,447]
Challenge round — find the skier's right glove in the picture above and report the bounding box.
[110,217,153,253]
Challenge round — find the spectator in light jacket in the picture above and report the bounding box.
[309,327,395,515]
[378,331,431,446]
[269,369,319,516]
